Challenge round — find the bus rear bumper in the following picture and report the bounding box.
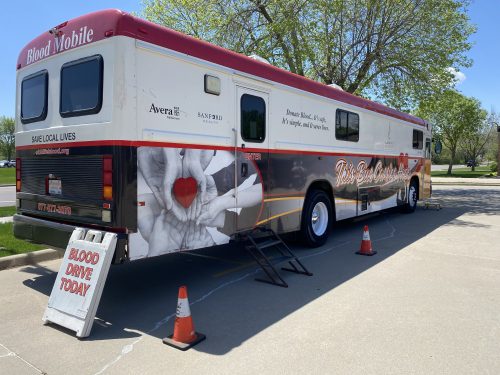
[13,214,128,264]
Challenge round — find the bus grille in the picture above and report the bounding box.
[21,157,103,201]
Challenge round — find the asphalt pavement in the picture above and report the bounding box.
[0,185,499,375]
[0,186,15,207]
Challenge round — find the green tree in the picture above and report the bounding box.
[417,91,485,175]
[0,116,15,161]
[460,111,496,171]
[141,0,475,109]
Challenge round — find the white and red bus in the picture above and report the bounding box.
[14,9,432,263]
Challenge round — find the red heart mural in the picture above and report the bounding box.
[172,177,198,208]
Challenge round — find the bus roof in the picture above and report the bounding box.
[17,9,427,127]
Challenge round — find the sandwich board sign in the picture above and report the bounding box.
[43,228,117,338]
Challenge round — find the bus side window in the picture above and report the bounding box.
[412,129,423,149]
[241,94,266,143]
[335,109,359,142]
[425,138,431,158]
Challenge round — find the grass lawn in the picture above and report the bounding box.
[0,206,16,217]
[0,222,45,258]
[431,166,497,178]
[0,168,15,185]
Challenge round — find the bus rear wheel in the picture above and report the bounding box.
[301,190,332,247]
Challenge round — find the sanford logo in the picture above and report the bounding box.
[197,112,222,121]
[149,103,180,119]
[26,26,94,65]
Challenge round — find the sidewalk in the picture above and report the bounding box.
[432,177,500,186]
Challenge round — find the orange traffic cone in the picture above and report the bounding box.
[356,225,377,256]
[163,286,206,351]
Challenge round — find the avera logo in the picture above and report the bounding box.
[149,103,180,120]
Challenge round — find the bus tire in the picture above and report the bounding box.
[301,190,332,247]
[402,179,418,213]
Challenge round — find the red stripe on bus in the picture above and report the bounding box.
[16,140,425,160]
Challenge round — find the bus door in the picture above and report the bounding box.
[234,86,269,232]
[423,137,432,198]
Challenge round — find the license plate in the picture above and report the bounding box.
[49,179,62,195]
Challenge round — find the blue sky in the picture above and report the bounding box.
[0,1,498,117]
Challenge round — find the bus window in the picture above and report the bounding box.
[241,94,265,142]
[425,138,431,158]
[60,55,103,117]
[336,109,359,142]
[21,70,48,124]
[347,112,359,142]
[413,129,423,149]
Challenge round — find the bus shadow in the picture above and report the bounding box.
[21,187,499,354]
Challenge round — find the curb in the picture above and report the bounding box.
[0,248,64,271]
[433,182,500,187]
[0,184,15,187]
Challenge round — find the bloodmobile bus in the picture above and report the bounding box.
[14,9,432,264]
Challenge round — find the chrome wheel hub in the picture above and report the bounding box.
[311,202,328,236]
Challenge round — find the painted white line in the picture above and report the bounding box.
[94,239,354,374]
[0,201,14,203]
[0,342,45,374]
[299,240,352,260]
[94,270,257,375]
[372,218,397,242]
[181,251,246,265]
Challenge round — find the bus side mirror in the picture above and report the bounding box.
[434,140,442,155]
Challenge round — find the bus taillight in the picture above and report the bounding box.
[103,156,113,200]
[16,158,21,192]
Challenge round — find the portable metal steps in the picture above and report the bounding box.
[243,227,313,288]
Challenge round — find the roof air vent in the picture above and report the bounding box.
[328,83,343,91]
[248,55,271,64]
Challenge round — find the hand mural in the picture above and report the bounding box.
[134,147,263,257]
[182,149,214,205]
[162,148,187,222]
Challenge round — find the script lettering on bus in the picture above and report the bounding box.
[282,108,329,131]
[26,26,94,65]
[335,159,412,187]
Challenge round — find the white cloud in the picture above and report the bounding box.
[447,67,466,85]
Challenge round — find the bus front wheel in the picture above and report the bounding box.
[402,179,418,213]
[301,190,332,247]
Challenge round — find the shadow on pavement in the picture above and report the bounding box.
[20,187,499,354]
